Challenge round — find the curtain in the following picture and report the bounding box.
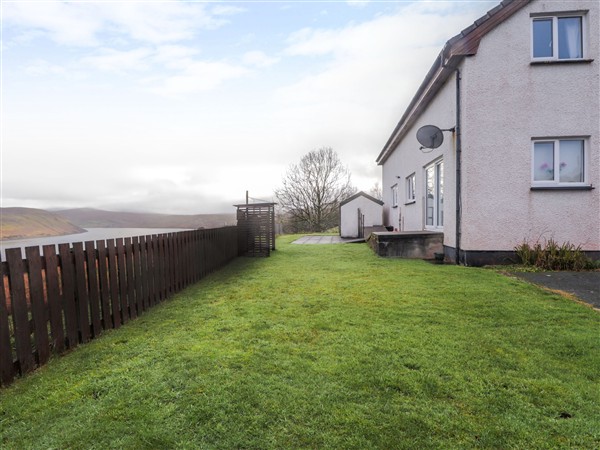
[558,17,582,59]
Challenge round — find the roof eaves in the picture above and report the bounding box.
[340,191,384,207]
[376,0,531,165]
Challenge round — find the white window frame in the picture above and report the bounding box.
[391,184,398,208]
[531,137,588,187]
[531,13,587,61]
[424,159,443,230]
[405,173,416,204]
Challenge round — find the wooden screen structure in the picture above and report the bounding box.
[235,203,276,257]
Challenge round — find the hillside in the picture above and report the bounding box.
[56,208,236,229]
[0,208,86,240]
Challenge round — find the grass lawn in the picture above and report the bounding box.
[1,235,599,449]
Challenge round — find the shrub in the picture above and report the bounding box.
[514,239,596,271]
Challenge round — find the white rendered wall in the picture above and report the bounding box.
[340,196,383,238]
[460,0,599,252]
[381,75,457,247]
[381,0,599,253]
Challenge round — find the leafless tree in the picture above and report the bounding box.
[369,181,383,201]
[275,147,355,232]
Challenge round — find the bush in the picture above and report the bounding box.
[514,239,596,271]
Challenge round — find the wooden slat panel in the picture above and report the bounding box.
[58,244,78,349]
[190,231,198,283]
[139,236,149,311]
[116,238,129,324]
[43,245,65,353]
[146,235,156,307]
[164,234,172,296]
[170,233,177,294]
[25,246,50,366]
[124,238,137,319]
[174,233,182,291]
[5,248,34,374]
[106,240,121,329]
[132,237,144,314]
[159,234,167,301]
[72,242,90,343]
[96,240,112,330]
[0,256,15,386]
[157,234,166,300]
[85,241,102,338]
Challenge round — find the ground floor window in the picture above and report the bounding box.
[532,138,586,185]
[425,160,443,228]
[406,173,416,203]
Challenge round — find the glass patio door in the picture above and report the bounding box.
[425,160,444,229]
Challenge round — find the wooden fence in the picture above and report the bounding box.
[0,227,238,387]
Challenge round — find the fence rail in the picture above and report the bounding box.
[0,227,238,387]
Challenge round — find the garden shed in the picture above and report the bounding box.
[339,191,384,239]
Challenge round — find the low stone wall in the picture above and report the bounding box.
[367,231,444,259]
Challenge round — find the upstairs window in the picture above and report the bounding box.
[532,138,586,185]
[391,184,398,207]
[532,15,584,60]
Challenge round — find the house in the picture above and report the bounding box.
[376,0,599,265]
[339,191,384,238]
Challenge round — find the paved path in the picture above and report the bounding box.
[292,235,362,244]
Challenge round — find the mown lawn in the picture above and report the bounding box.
[1,235,599,449]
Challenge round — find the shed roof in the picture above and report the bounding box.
[376,0,531,165]
[340,191,384,207]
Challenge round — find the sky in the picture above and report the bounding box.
[1,0,498,215]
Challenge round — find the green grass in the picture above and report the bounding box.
[1,235,599,449]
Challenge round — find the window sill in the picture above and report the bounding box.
[530,185,594,191]
[404,200,416,206]
[530,59,594,65]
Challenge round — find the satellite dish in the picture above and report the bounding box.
[416,125,444,149]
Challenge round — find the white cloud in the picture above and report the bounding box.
[24,59,68,77]
[211,5,247,17]
[3,2,104,46]
[242,50,279,68]
[346,0,370,8]
[81,47,154,72]
[3,1,229,47]
[149,60,251,96]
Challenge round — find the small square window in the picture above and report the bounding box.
[532,15,584,61]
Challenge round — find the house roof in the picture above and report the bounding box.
[340,191,384,207]
[376,0,531,165]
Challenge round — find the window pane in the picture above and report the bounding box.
[437,163,444,227]
[559,140,584,182]
[533,19,553,58]
[407,175,415,200]
[558,17,582,59]
[533,142,555,181]
[426,167,434,225]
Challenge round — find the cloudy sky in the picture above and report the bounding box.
[2,0,496,214]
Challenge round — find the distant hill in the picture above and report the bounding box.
[0,208,86,240]
[55,208,237,230]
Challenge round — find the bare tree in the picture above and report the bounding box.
[369,181,383,201]
[275,147,355,232]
